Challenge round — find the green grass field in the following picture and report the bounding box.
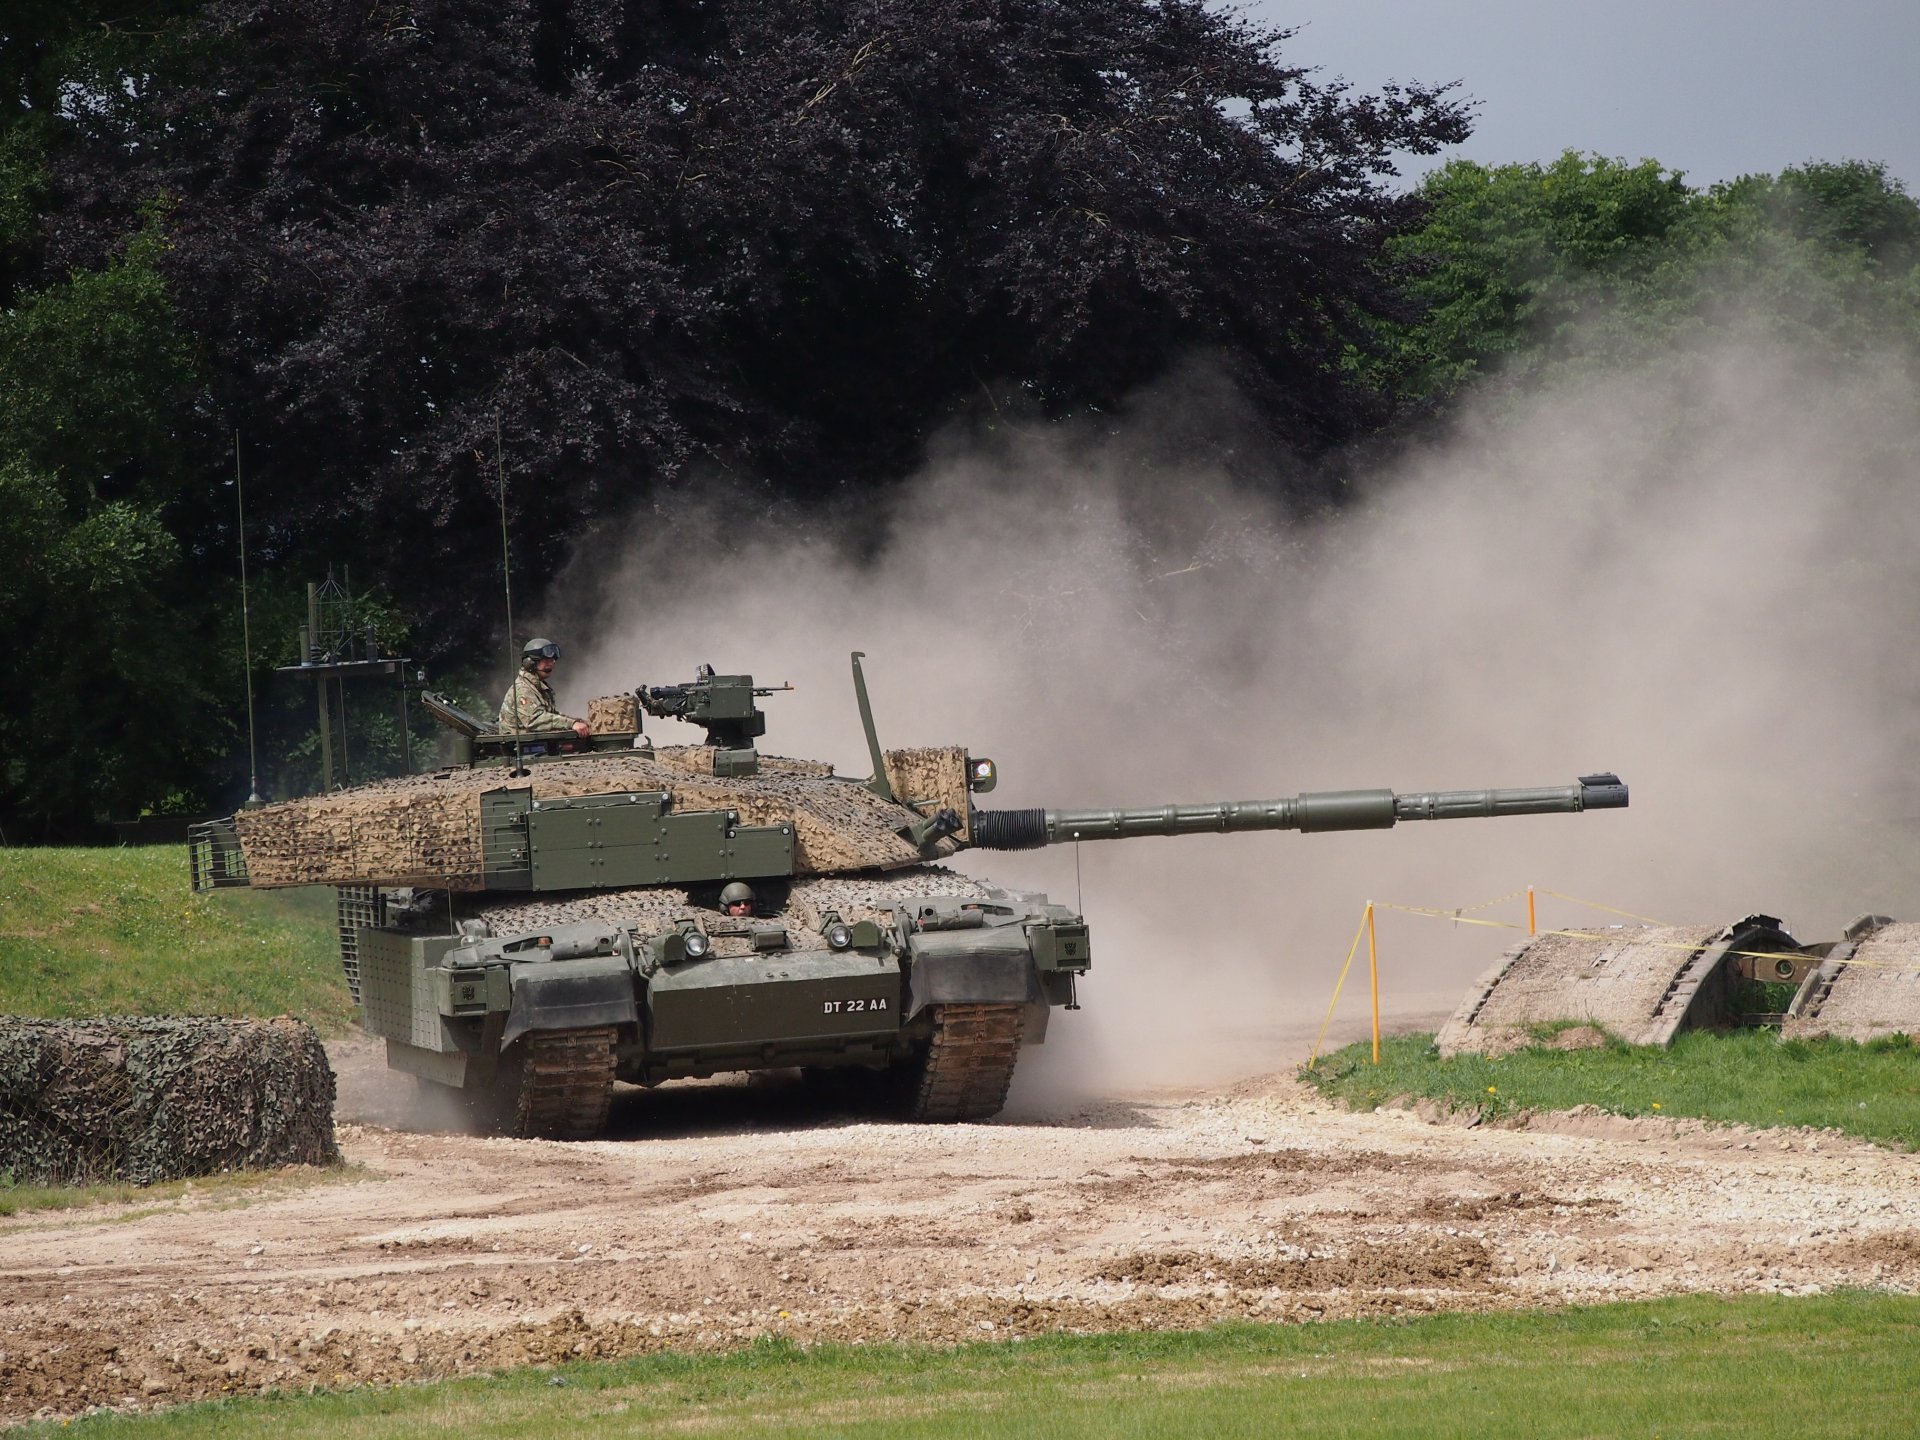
[1303,1028,1920,1151]
[0,846,355,1032]
[15,1292,1917,1439]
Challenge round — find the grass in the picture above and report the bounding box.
[0,845,355,1032]
[14,1292,1918,1438]
[1302,1027,1920,1150]
[0,1162,361,1220]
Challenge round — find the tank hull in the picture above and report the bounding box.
[352,871,1087,1136]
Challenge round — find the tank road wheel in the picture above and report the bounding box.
[900,1003,1024,1122]
[490,1027,618,1140]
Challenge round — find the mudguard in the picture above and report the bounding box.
[503,958,639,1047]
[905,930,1044,1018]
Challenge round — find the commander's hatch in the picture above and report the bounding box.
[422,690,638,767]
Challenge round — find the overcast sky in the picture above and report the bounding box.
[1231,1,1920,190]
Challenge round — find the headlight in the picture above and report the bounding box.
[682,930,710,959]
[825,921,853,951]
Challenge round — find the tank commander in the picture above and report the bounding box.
[498,638,592,737]
[719,881,756,918]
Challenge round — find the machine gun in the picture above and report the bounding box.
[635,665,793,774]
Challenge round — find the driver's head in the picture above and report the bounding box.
[719,881,755,917]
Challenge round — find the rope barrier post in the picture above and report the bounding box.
[1366,901,1380,1065]
[1528,886,1537,937]
[1309,905,1372,1071]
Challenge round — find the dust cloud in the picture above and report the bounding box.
[549,338,1920,1105]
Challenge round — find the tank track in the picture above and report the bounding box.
[902,1003,1023,1122]
[500,1027,617,1140]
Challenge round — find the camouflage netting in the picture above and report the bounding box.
[0,1016,339,1186]
[468,865,1001,955]
[232,747,961,889]
[883,747,973,842]
[586,694,639,734]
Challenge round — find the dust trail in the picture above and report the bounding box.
[543,339,1920,1103]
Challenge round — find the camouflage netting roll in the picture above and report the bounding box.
[586,694,639,734]
[0,1016,339,1186]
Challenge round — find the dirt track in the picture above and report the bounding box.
[3,1034,1917,1426]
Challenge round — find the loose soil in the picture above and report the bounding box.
[3,1031,1916,1426]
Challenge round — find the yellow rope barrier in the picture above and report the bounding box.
[1308,906,1372,1070]
[1538,889,1671,926]
[1443,888,1530,916]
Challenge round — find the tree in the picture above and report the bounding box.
[0,221,227,840]
[4,1,1471,836]
[1,3,229,839]
[1386,153,1920,398]
[54,0,1469,653]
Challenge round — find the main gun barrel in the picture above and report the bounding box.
[969,773,1627,850]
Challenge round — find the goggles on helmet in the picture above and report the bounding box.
[528,642,561,660]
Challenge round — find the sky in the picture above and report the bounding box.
[1232,0,1920,191]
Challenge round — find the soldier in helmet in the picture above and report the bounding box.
[718,881,755,918]
[498,638,592,737]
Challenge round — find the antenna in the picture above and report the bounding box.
[234,432,262,806]
[850,651,896,801]
[496,411,525,774]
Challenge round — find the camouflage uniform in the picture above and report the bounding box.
[497,669,583,732]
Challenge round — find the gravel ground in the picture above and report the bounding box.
[1,1032,1915,1426]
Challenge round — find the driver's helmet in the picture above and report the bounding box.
[521,638,561,667]
[718,881,755,911]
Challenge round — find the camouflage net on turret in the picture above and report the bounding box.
[0,1016,338,1186]
[231,747,963,889]
[586,694,639,734]
[883,747,973,842]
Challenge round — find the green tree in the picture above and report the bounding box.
[1387,153,1920,398]
[0,4,260,840]
[1675,160,1920,359]
[0,222,227,840]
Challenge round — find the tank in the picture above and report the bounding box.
[189,653,1628,1137]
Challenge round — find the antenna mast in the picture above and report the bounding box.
[497,411,524,774]
[235,433,262,805]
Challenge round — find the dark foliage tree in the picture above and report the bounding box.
[55,0,1469,655]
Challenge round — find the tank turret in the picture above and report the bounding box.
[189,651,1628,1139]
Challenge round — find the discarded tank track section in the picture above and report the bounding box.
[497,1027,617,1140]
[902,1003,1024,1122]
[1782,918,1920,1042]
[1439,912,1920,1056]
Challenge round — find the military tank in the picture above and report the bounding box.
[190,653,1628,1137]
